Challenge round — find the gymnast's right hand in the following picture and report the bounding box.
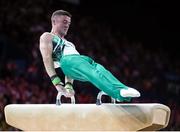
[55,83,65,93]
[55,83,74,97]
[51,74,73,97]
[51,75,65,93]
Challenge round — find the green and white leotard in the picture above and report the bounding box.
[52,35,130,101]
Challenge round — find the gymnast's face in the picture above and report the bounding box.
[52,15,71,37]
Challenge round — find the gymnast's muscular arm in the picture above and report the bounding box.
[39,32,56,77]
[39,32,74,97]
[39,32,66,93]
[39,32,74,84]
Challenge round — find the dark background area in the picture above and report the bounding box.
[0,0,180,130]
[84,0,180,55]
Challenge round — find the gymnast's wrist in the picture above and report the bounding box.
[65,82,72,86]
[50,74,62,86]
[65,82,73,90]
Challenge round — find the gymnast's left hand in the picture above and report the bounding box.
[64,82,75,97]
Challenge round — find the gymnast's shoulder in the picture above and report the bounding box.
[40,32,54,42]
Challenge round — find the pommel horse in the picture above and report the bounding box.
[4,91,171,131]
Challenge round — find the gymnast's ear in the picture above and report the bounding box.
[51,16,56,25]
[52,19,56,25]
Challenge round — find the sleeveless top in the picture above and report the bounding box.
[52,35,79,62]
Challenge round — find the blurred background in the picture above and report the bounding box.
[0,0,180,130]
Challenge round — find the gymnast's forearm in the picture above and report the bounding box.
[39,33,57,78]
[65,76,74,84]
[42,56,57,77]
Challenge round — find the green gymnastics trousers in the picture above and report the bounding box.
[60,54,130,101]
